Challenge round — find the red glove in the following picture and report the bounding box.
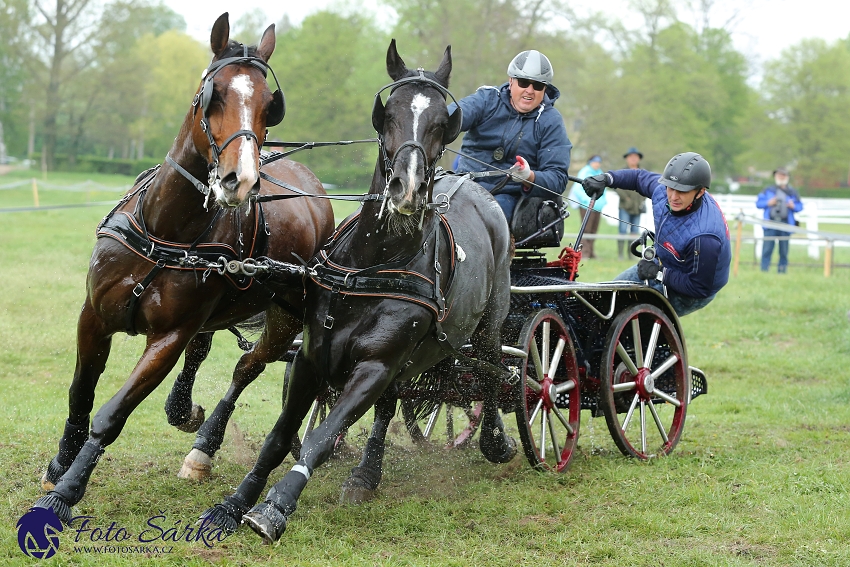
[511,155,532,182]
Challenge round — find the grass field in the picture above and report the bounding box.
[1,171,849,566]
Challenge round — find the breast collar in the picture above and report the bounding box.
[97,169,268,291]
[307,211,458,327]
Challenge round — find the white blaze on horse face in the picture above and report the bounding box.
[402,93,431,206]
[230,74,258,192]
[410,93,430,142]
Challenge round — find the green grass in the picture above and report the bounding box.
[1,173,849,566]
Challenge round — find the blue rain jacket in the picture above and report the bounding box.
[449,82,571,199]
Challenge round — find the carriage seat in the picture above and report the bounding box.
[510,194,568,249]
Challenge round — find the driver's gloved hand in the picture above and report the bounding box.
[581,173,612,200]
[636,259,661,281]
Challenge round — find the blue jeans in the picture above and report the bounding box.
[493,193,519,224]
[761,228,791,273]
[618,209,641,234]
[615,264,716,317]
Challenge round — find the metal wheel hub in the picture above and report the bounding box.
[635,368,654,399]
[541,375,555,410]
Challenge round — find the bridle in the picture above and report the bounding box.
[371,68,463,220]
[166,44,286,209]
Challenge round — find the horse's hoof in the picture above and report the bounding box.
[243,501,287,544]
[177,448,212,480]
[33,493,72,525]
[339,466,380,505]
[40,458,67,492]
[339,484,376,505]
[481,433,518,464]
[174,404,205,433]
[199,504,241,534]
[40,474,55,493]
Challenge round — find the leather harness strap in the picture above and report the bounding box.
[96,166,297,335]
[309,211,458,380]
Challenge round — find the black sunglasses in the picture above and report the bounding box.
[515,78,546,92]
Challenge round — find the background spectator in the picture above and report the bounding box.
[616,147,646,259]
[756,167,803,273]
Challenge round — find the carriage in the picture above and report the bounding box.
[282,188,708,474]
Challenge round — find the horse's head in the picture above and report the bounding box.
[372,40,462,226]
[192,13,285,208]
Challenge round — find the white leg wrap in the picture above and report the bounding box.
[291,464,311,480]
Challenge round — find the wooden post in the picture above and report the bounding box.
[824,240,833,278]
[31,178,39,208]
[733,217,743,277]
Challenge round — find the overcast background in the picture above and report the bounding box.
[167,0,850,74]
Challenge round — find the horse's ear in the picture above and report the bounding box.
[386,39,408,81]
[434,45,452,88]
[210,13,230,58]
[256,24,276,62]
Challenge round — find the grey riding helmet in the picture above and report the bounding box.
[658,152,711,191]
[507,50,554,84]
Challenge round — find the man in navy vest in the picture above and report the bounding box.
[581,152,731,317]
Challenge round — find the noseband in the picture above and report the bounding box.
[166,44,285,209]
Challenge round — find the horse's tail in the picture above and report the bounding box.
[227,313,267,351]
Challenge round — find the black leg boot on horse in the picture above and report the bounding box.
[200,347,323,533]
[339,390,398,504]
[32,13,334,521]
[164,332,213,433]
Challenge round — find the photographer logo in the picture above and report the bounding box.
[16,507,63,559]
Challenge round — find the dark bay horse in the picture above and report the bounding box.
[202,40,516,544]
[32,13,334,523]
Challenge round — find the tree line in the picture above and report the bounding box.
[1,0,849,189]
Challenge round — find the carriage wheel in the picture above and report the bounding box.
[600,304,689,459]
[401,393,483,448]
[514,309,581,472]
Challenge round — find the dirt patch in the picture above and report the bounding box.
[0,165,13,175]
[226,421,260,467]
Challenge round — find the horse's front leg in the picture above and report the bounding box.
[179,306,300,480]
[340,389,398,504]
[242,360,395,544]
[34,328,197,523]
[42,300,112,492]
[164,332,213,432]
[200,347,322,533]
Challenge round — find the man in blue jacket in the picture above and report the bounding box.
[582,152,731,317]
[756,167,803,273]
[449,50,572,224]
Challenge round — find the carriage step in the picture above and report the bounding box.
[690,366,708,401]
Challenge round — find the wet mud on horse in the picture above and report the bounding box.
[203,40,517,543]
[33,13,334,523]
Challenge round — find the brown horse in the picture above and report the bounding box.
[201,40,516,543]
[32,13,334,523]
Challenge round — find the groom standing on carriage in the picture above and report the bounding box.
[448,50,572,226]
